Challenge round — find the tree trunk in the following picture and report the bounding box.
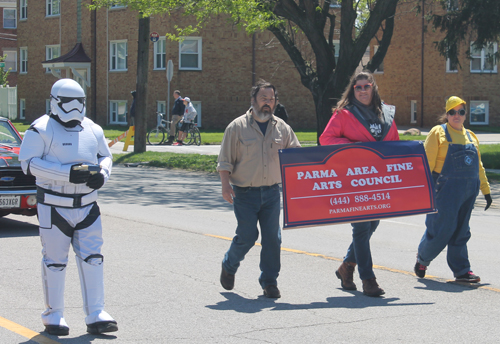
[134,15,149,153]
[271,0,399,141]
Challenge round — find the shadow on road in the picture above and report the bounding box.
[98,166,232,211]
[415,278,491,292]
[0,216,38,238]
[18,332,117,344]
[206,292,434,313]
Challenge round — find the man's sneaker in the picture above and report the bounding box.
[455,271,480,283]
[173,142,183,146]
[414,260,427,278]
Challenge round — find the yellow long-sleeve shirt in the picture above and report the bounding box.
[424,123,490,195]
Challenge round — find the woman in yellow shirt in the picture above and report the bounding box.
[414,96,492,283]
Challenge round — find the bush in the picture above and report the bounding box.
[480,144,500,169]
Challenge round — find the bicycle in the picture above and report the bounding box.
[147,112,201,146]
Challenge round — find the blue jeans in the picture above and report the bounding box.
[344,220,379,280]
[222,184,281,289]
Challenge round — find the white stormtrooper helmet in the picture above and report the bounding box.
[50,79,86,123]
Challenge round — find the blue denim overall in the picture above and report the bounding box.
[417,124,480,276]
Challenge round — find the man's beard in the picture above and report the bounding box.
[252,104,273,122]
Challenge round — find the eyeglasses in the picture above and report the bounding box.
[353,83,372,92]
[448,109,466,116]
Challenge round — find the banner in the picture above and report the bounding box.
[279,141,436,229]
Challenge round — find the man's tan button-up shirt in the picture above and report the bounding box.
[217,110,301,187]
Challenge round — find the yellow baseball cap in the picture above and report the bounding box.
[446,96,466,113]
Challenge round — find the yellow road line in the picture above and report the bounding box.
[0,316,60,344]
[205,234,500,293]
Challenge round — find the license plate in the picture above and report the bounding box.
[0,195,21,208]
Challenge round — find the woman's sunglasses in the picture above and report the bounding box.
[353,83,372,92]
[448,109,466,116]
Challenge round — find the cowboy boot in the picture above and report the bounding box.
[335,261,357,290]
[362,277,385,297]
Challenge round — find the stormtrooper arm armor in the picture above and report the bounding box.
[20,129,73,182]
[92,122,112,184]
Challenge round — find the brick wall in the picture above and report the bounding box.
[374,1,500,128]
[16,2,499,130]
[18,2,316,130]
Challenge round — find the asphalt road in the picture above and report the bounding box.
[1,165,500,343]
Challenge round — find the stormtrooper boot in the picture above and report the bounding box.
[41,261,70,336]
[76,255,118,335]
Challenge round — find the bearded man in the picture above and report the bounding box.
[217,79,301,298]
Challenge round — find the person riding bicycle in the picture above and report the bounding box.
[174,97,197,146]
[166,90,185,145]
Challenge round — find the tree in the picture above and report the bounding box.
[430,0,500,68]
[0,55,10,87]
[134,14,150,153]
[91,0,400,138]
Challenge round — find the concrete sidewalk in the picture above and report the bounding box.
[398,125,500,144]
[108,141,221,156]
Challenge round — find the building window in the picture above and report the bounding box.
[20,47,28,74]
[374,45,384,73]
[110,100,127,124]
[46,99,51,115]
[411,100,417,124]
[469,101,489,125]
[447,0,459,11]
[333,40,340,65]
[156,101,166,115]
[110,2,126,8]
[154,38,166,70]
[45,45,60,73]
[179,37,202,70]
[19,99,25,120]
[470,42,498,73]
[110,40,127,71]
[3,8,16,29]
[3,50,17,72]
[446,57,458,73]
[46,0,60,17]
[20,0,27,20]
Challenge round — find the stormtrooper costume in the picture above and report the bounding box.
[19,79,118,336]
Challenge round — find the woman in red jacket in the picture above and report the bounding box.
[320,71,399,296]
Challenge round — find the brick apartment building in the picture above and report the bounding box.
[0,0,17,87]
[371,1,499,128]
[15,0,319,129]
[14,1,500,130]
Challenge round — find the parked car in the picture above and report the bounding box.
[0,117,37,217]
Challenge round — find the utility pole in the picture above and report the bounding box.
[134,14,150,153]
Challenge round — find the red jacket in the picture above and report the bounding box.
[319,108,399,145]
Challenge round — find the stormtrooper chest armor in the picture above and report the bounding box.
[45,121,99,166]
